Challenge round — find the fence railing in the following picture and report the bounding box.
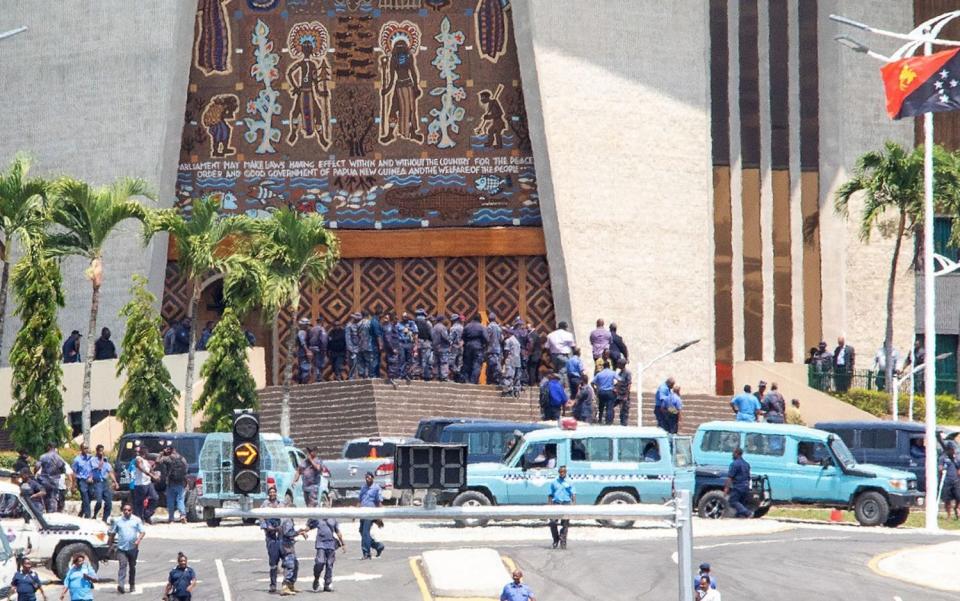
[806,365,957,396]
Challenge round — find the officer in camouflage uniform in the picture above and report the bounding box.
[398,312,417,381]
[432,315,451,382]
[448,314,464,382]
[501,327,522,397]
[484,312,503,385]
[415,308,434,381]
[382,313,402,383]
[259,487,285,594]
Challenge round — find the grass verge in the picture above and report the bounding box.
[766,506,960,530]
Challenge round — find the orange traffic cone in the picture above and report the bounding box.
[829,509,843,522]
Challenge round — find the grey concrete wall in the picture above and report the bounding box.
[513,0,716,392]
[0,1,196,360]
[818,1,915,364]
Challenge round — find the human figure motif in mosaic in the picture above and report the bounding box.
[195,0,233,75]
[286,22,334,149]
[475,84,508,149]
[202,94,240,158]
[378,21,424,144]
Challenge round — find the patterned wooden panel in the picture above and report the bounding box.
[524,256,556,332]
[400,257,439,315]
[485,256,521,323]
[314,260,355,323]
[356,258,395,315]
[444,256,481,319]
[161,262,190,325]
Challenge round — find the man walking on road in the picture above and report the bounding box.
[358,472,385,559]
[91,445,117,523]
[108,504,146,594]
[260,487,285,594]
[158,446,188,523]
[292,447,323,507]
[71,444,95,519]
[500,569,536,601]
[723,448,753,518]
[548,465,575,549]
[10,557,46,601]
[164,553,197,601]
[304,516,345,592]
[279,516,301,596]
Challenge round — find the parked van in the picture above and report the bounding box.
[439,421,551,463]
[438,425,694,528]
[815,421,945,492]
[693,421,925,527]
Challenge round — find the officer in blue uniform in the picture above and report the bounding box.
[382,313,401,384]
[547,465,575,549]
[398,312,417,381]
[279,516,302,595]
[415,309,434,380]
[485,312,503,385]
[500,569,536,601]
[723,447,753,518]
[304,517,345,592]
[259,487,284,594]
[358,472,385,558]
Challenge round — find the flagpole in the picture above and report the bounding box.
[922,34,939,532]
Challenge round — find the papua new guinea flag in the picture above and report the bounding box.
[881,47,960,119]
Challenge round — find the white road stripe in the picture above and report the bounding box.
[694,535,848,551]
[216,558,232,601]
[254,572,382,583]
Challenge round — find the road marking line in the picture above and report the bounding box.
[216,558,232,601]
[867,545,960,592]
[694,535,847,551]
[409,555,502,601]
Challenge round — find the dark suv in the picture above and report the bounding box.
[815,421,945,492]
[116,433,207,521]
[413,417,493,443]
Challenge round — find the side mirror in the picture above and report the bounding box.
[820,457,832,468]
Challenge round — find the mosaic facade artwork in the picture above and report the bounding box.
[177,0,539,229]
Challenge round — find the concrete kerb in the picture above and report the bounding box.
[869,540,960,592]
[421,548,510,597]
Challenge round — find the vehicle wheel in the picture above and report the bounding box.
[597,491,637,529]
[696,490,730,519]
[451,490,492,528]
[884,507,910,528]
[751,505,771,519]
[853,491,890,527]
[185,487,201,523]
[206,517,222,527]
[55,543,97,580]
[242,517,258,525]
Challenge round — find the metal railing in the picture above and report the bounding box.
[218,490,695,601]
[806,365,957,396]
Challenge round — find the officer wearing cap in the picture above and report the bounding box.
[398,312,417,381]
[260,486,285,593]
[415,308,434,381]
[693,562,717,591]
[432,314,452,381]
[345,312,362,380]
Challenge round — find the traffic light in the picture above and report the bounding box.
[232,409,261,495]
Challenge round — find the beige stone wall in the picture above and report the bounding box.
[513,0,716,393]
[818,1,916,365]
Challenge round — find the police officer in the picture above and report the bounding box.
[398,312,417,382]
[548,465,575,549]
[292,448,323,507]
[345,312,362,380]
[35,443,66,513]
[19,468,46,514]
[259,487,285,594]
[358,472,384,559]
[303,516,345,592]
[382,313,402,384]
[448,313,464,382]
[432,315,451,382]
[461,315,486,384]
[279,515,302,596]
[500,569,536,601]
[723,447,753,518]
[485,312,503,385]
[358,310,375,378]
[308,317,328,383]
[415,308,434,381]
[295,318,311,384]
[502,328,522,397]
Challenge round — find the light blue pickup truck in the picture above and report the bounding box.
[437,425,695,528]
[693,422,925,527]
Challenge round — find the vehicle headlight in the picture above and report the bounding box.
[889,479,907,491]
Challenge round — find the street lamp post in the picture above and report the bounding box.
[636,339,700,428]
[831,10,960,530]
[892,352,951,421]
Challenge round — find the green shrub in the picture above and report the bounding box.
[837,387,960,424]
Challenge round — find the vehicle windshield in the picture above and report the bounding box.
[829,437,857,469]
[118,437,202,465]
[344,442,397,459]
[502,433,526,465]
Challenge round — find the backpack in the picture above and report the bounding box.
[167,456,188,484]
[538,381,550,410]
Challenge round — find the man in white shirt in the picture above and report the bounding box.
[872,345,899,391]
[546,322,576,393]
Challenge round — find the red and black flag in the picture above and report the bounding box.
[881,47,960,120]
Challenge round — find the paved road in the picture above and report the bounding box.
[66,524,957,600]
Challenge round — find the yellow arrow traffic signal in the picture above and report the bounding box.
[235,442,259,466]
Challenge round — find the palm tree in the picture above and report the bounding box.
[0,154,49,364]
[149,196,255,432]
[224,209,339,436]
[47,176,154,446]
[835,141,960,394]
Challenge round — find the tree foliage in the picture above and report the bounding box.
[115,275,179,434]
[194,308,258,432]
[7,239,68,456]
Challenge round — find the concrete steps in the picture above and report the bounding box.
[258,380,734,454]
